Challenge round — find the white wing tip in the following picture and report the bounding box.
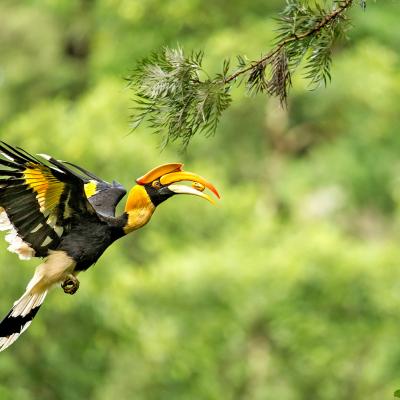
[1,152,14,161]
[37,153,51,160]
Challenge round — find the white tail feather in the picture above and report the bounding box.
[11,291,46,317]
[0,251,76,352]
[0,290,48,352]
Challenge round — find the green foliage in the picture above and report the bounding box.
[0,1,400,400]
[129,47,231,147]
[128,0,362,147]
[277,0,344,87]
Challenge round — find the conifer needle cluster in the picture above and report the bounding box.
[128,0,365,147]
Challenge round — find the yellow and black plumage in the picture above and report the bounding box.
[0,142,219,351]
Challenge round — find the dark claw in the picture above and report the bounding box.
[61,275,80,295]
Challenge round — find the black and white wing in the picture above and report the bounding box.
[0,142,125,260]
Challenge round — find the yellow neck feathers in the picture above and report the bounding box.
[124,185,155,234]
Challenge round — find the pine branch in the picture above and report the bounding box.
[129,48,231,147]
[127,0,364,147]
[225,0,353,86]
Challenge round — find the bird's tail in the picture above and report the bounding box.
[0,274,48,352]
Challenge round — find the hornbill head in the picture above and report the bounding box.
[123,163,220,233]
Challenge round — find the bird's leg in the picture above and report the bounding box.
[61,274,80,295]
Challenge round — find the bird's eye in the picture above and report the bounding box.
[152,180,161,189]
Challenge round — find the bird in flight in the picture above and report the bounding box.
[0,142,219,351]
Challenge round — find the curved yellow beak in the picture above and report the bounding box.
[136,163,220,204]
[161,171,220,204]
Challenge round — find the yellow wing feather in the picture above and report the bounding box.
[23,165,65,213]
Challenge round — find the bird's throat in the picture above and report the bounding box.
[123,185,155,234]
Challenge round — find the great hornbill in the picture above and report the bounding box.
[0,142,219,351]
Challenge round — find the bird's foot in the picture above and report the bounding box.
[61,275,80,295]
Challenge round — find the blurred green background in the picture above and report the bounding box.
[1,1,400,399]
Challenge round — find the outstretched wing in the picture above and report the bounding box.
[0,142,100,259]
[64,161,127,218]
